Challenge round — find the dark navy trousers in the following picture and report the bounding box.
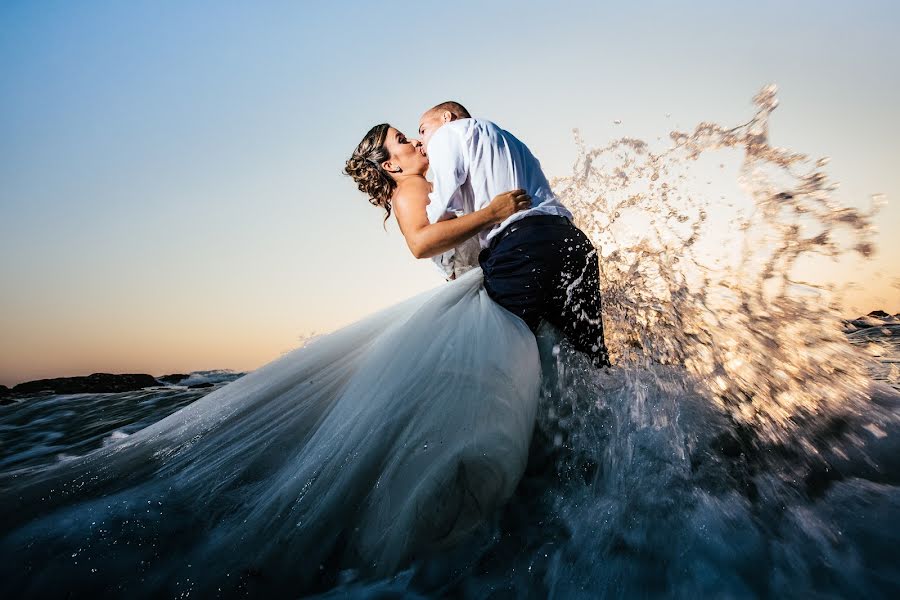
[478,215,611,368]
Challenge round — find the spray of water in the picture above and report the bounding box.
[553,85,885,443]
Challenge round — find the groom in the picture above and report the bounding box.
[418,101,611,368]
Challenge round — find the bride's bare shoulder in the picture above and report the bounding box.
[394,177,431,206]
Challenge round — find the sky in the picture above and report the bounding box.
[1,0,898,386]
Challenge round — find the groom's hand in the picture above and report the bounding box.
[488,189,532,223]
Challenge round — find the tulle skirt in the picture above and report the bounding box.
[0,267,542,597]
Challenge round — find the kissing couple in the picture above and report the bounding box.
[335,101,613,560]
[346,100,610,368]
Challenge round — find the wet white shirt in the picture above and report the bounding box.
[425,118,573,250]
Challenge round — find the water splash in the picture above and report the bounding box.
[553,85,885,442]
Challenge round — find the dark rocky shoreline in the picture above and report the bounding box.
[842,309,899,332]
[0,372,222,405]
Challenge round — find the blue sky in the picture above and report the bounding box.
[1,0,898,385]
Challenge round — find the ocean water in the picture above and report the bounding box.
[1,88,898,598]
[0,327,896,598]
[0,371,245,474]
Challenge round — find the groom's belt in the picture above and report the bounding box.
[487,214,573,251]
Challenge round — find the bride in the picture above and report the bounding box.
[0,125,545,597]
[344,123,533,280]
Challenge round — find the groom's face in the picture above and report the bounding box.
[417,109,453,155]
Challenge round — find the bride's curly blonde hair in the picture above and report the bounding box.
[345,123,395,224]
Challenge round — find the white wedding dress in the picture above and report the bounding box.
[0,238,542,597]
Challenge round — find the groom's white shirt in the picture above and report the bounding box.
[425,118,573,249]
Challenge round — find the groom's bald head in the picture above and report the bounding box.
[418,101,471,151]
[427,101,471,120]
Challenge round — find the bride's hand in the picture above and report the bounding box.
[488,189,532,223]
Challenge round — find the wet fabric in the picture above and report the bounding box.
[479,215,611,368]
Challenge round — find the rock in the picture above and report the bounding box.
[0,384,8,396]
[11,373,161,396]
[868,310,890,319]
[849,316,883,330]
[157,373,190,385]
[187,382,214,389]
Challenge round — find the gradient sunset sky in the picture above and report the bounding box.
[1,1,898,386]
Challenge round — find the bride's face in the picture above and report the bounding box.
[383,127,429,177]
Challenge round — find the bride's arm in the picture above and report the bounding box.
[393,180,531,259]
